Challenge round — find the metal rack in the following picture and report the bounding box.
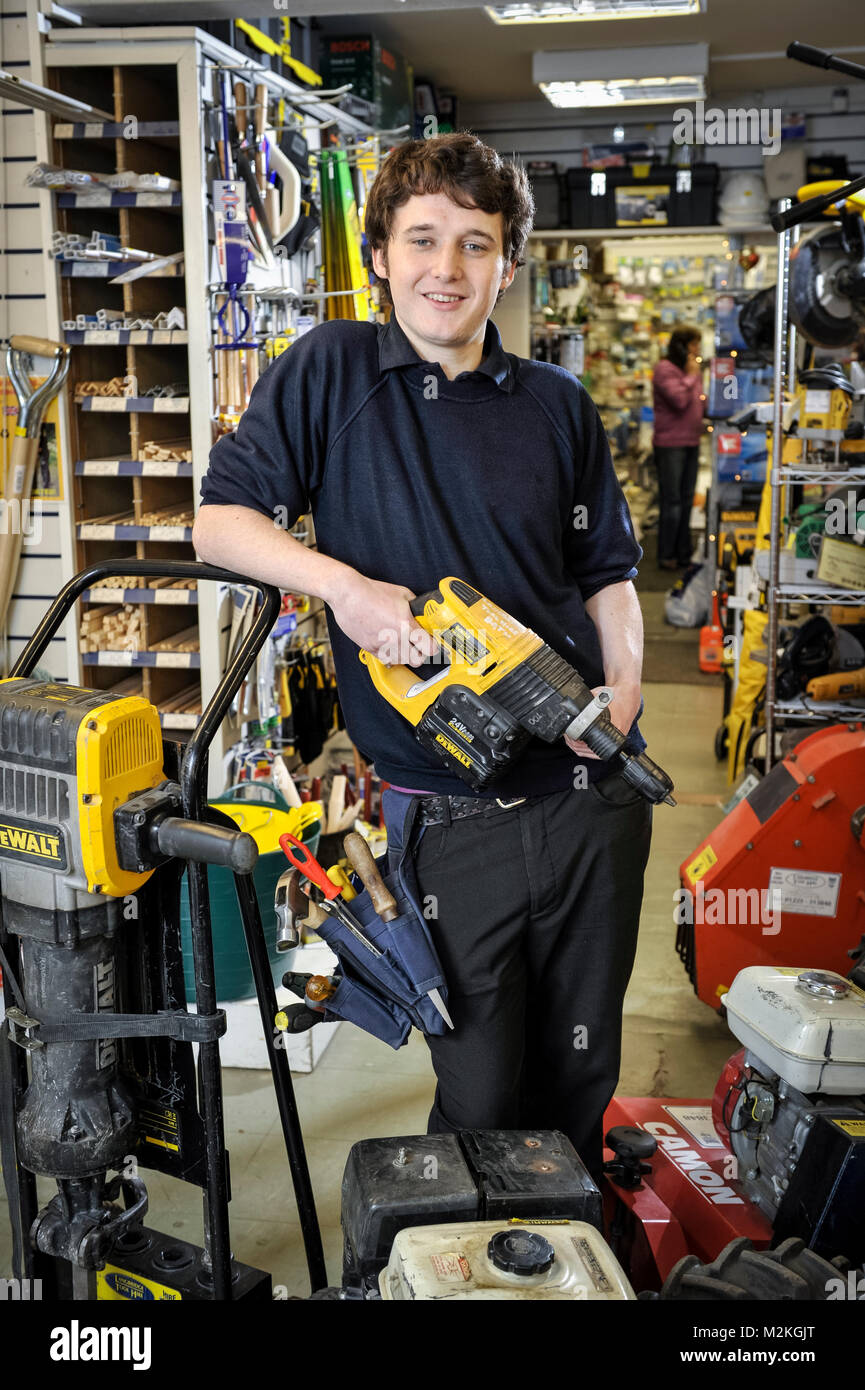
[762,199,865,768]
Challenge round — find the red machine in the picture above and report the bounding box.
[602,1092,772,1291]
[676,723,865,1011]
[603,964,865,1292]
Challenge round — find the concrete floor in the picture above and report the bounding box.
[0,657,738,1297]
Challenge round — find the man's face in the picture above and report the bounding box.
[371,192,516,359]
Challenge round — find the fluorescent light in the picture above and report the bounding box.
[487,0,703,24]
[540,76,705,106]
[533,42,708,106]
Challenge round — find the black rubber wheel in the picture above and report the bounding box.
[714,723,728,761]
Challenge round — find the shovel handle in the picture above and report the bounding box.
[9,335,67,359]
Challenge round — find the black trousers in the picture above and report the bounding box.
[655,444,699,566]
[406,775,652,1180]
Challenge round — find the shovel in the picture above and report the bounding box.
[1,335,71,637]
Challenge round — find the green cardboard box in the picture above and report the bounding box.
[320,34,414,132]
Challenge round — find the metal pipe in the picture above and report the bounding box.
[765,200,793,772]
[211,812,327,1294]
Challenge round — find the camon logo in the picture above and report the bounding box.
[643,1122,744,1205]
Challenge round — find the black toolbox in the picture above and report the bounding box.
[528,160,567,229]
[567,162,718,229]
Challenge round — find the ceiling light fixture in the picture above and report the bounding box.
[533,42,708,108]
[487,0,704,26]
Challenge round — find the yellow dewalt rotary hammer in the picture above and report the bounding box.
[360,577,675,806]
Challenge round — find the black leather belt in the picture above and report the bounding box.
[416,793,533,827]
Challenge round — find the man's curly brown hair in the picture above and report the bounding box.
[364,131,535,304]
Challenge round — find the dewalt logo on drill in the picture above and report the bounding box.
[0,814,66,870]
[434,733,473,769]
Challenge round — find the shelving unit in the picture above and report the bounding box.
[527,228,773,483]
[37,25,374,795]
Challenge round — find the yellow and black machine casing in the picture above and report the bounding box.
[0,678,165,912]
[0,678,166,1182]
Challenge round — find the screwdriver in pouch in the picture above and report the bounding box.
[278,832,384,959]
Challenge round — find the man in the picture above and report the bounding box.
[194,133,651,1179]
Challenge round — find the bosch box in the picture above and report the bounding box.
[320,34,413,132]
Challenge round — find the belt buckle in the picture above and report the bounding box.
[494,796,526,811]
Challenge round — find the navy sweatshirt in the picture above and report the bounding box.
[200,314,644,798]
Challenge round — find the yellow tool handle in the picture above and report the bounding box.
[306,974,337,1004]
[326,863,357,901]
[343,831,398,921]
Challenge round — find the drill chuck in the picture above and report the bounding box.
[617,750,677,807]
[567,706,676,806]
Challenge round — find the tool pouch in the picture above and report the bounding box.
[314,795,450,1049]
[318,971,413,1050]
[315,874,449,1047]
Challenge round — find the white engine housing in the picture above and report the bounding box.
[721,966,865,1095]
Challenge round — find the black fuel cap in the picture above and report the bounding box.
[487,1229,555,1277]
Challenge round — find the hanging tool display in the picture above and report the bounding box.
[0,336,71,648]
[760,46,865,352]
[275,631,341,764]
[275,119,320,260]
[212,72,258,425]
[360,578,675,805]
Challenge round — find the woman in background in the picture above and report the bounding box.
[652,326,704,571]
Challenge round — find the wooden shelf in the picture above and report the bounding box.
[82,651,201,668]
[57,191,182,208]
[78,398,189,414]
[82,586,198,605]
[65,330,188,346]
[75,458,193,477]
[54,120,179,140]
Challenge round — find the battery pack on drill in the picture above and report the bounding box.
[360,577,675,805]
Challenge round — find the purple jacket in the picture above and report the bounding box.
[652,358,703,447]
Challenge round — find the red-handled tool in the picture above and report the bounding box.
[279,832,383,959]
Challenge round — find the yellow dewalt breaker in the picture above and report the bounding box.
[360,577,675,806]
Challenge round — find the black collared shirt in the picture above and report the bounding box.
[201,314,643,796]
[378,313,514,393]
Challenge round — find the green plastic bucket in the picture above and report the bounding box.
[180,782,321,1002]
